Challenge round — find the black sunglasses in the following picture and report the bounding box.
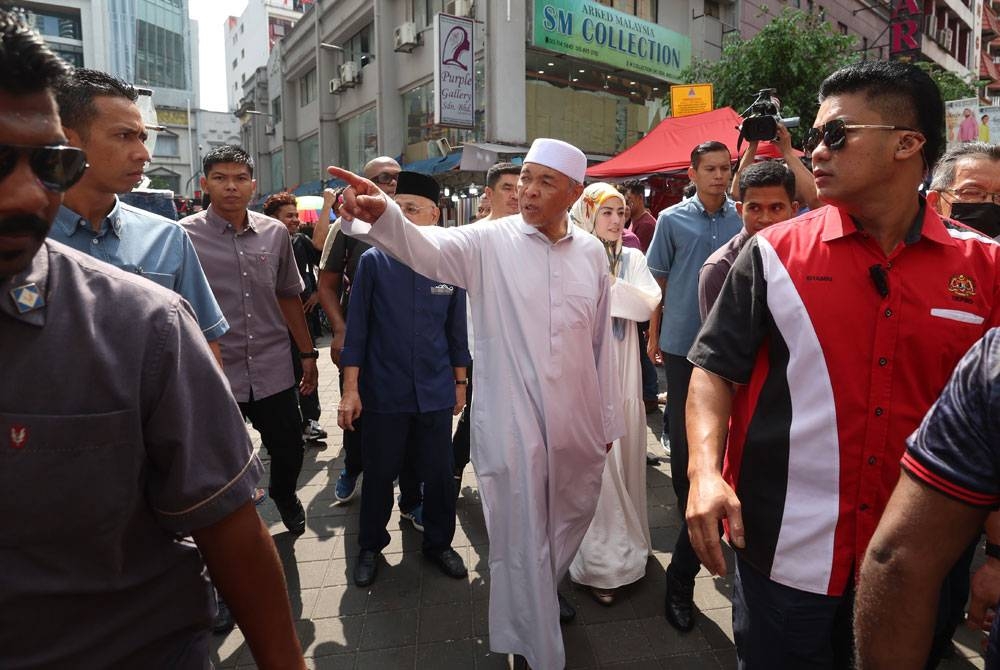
[803,119,917,155]
[371,171,399,185]
[0,144,88,192]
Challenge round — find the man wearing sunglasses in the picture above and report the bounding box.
[48,69,227,366]
[0,11,305,668]
[684,60,1000,668]
[927,142,1000,239]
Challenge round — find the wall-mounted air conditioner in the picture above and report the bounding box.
[394,22,420,53]
[264,123,275,135]
[340,62,359,87]
[329,77,342,94]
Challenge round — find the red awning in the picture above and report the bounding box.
[586,107,800,179]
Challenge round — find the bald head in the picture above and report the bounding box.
[363,156,401,196]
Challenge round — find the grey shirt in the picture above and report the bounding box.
[0,241,262,667]
[181,206,305,402]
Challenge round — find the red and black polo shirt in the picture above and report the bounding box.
[689,203,1000,596]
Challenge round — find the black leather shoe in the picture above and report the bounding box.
[664,566,696,632]
[354,549,380,587]
[212,596,235,635]
[427,548,468,578]
[558,591,576,623]
[275,495,306,535]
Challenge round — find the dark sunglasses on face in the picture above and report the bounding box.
[371,172,399,185]
[803,119,917,155]
[0,144,88,192]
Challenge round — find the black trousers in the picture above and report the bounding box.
[290,335,320,423]
[358,409,456,554]
[238,386,304,503]
[664,353,703,583]
[452,361,473,476]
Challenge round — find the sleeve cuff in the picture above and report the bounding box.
[901,451,1000,508]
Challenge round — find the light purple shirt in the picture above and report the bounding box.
[180,206,304,402]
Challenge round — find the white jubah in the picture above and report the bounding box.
[567,184,661,591]
[342,198,624,670]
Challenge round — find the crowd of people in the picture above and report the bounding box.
[9,6,1000,669]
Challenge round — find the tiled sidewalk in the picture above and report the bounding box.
[212,350,986,669]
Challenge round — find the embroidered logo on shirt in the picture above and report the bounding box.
[9,283,44,313]
[948,274,976,298]
[430,284,455,296]
[9,424,28,449]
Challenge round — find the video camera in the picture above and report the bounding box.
[739,88,800,143]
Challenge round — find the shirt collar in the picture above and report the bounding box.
[691,195,735,218]
[55,197,123,239]
[0,241,49,328]
[206,204,256,235]
[516,214,577,243]
[820,199,949,246]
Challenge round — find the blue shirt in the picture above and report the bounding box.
[340,247,471,414]
[50,199,228,341]
[646,196,743,355]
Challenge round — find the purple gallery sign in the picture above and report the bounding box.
[434,13,475,129]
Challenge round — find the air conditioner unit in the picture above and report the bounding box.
[264,123,275,135]
[453,0,473,16]
[939,28,954,50]
[436,137,452,156]
[328,77,342,94]
[394,21,420,53]
[340,61,359,87]
[924,15,936,34]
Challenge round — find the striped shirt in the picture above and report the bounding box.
[690,203,1000,596]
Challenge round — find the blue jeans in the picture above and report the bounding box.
[732,556,854,670]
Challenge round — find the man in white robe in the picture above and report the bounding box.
[329,138,624,670]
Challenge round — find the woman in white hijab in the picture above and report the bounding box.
[568,182,662,604]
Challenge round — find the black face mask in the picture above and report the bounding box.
[949,201,1000,238]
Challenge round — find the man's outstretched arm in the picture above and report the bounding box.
[855,474,987,670]
[192,502,305,669]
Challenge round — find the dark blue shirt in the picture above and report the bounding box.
[340,247,471,414]
[902,327,1000,509]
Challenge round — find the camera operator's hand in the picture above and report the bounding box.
[730,139,759,201]
[775,123,795,157]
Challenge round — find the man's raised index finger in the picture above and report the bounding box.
[327,166,367,189]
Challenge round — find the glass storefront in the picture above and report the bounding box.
[298,134,320,185]
[338,108,378,174]
[402,58,485,147]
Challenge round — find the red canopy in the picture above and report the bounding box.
[585,107,799,179]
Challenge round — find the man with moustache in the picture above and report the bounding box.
[329,137,623,670]
[48,69,227,363]
[685,60,1000,668]
[0,12,304,668]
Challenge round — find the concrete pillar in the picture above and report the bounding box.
[485,0,527,144]
[375,0,405,157]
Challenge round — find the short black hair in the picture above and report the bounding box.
[819,60,944,167]
[622,179,646,197]
[55,68,137,134]
[738,161,796,202]
[690,141,731,169]
[0,9,69,95]
[203,145,255,178]
[486,162,520,189]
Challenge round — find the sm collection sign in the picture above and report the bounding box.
[532,0,691,81]
[434,13,475,128]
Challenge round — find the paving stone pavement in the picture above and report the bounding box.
[212,346,987,669]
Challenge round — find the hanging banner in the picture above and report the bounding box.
[434,13,476,129]
[889,0,923,59]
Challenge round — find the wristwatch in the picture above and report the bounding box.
[455,379,469,385]
[986,541,1000,560]
[299,349,319,359]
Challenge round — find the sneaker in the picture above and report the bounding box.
[335,470,361,503]
[660,432,672,458]
[400,504,425,532]
[302,419,327,441]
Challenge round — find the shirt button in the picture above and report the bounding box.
[878,357,887,366]
[249,335,254,340]
[239,251,244,255]
[91,238,99,245]
[247,313,252,318]
[243,272,248,276]
[868,456,877,465]
[248,355,253,360]
[245,293,250,297]
[884,309,892,318]
[874,407,884,416]
[860,503,870,511]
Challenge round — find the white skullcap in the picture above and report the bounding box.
[523,138,587,183]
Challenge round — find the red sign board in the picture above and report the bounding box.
[890,0,923,58]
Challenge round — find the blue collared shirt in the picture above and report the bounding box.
[50,199,229,341]
[340,247,471,414]
[646,196,743,355]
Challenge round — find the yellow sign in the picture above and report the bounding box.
[670,83,714,118]
[156,108,189,126]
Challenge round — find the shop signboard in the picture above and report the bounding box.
[434,13,476,128]
[670,83,713,117]
[531,0,691,82]
[945,97,983,151]
[889,0,922,59]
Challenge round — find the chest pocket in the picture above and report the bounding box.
[120,264,176,290]
[564,280,596,330]
[0,410,139,546]
[247,251,277,288]
[422,283,455,317]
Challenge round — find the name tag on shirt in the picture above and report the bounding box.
[430,284,455,296]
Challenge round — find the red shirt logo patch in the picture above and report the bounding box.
[9,424,28,449]
[948,274,976,298]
